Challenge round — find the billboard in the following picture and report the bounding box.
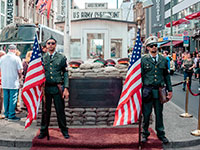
[150,0,165,33]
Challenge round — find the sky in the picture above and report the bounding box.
[74,0,123,9]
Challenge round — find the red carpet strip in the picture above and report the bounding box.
[31,127,162,150]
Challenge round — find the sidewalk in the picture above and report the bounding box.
[0,101,200,149]
[160,101,200,149]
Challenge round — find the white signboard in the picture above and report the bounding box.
[71,9,122,20]
[168,36,183,41]
[7,0,14,25]
[85,3,108,9]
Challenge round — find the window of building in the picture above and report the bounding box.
[164,3,170,12]
[194,2,200,13]
[165,17,170,25]
[174,13,178,20]
[1,15,4,29]
[15,0,19,17]
[87,33,104,59]
[111,39,122,58]
[0,0,5,30]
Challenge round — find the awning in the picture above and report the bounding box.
[165,21,176,27]
[185,11,200,20]
[157,41,170,48]
[161,41,183,47]
[166,19,190,28]
[173,18,190,26]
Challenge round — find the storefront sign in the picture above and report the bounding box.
[168,36,183,41]
[72,9,122,20]
[85,3,108,9]
[156,0,161,22]
[7,0,14,25]
[150,0,165,33]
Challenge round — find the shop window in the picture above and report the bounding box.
[70,39,81,59]
[111,39,122,58]
[87,33,104,59]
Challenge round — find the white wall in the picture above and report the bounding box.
[71,20,128,60]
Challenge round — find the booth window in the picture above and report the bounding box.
[70,39,81,59]
[87,33,104,59]
[111,39,122,58]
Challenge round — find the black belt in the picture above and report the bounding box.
[45,82,62,86]
[144,85,161,89]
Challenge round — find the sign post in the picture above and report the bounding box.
[183,36,189,48]
[183,31,189,52]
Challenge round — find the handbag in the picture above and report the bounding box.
[158,87,169,104]
[142,86,152,103]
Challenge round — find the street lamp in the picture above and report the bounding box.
[135,0,153,37]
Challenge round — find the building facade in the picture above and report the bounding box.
[163,0,200,51]
[121,0,136,49]
[0,0,57,32]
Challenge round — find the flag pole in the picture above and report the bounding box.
[138,110,142,149]
[42,85,49,140]
[39,31,49,140]
[137,26,142,150]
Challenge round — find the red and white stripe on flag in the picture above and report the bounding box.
[22,35,46,128]
[113,30,142,126]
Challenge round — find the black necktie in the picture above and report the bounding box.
[50,55,53,59]
[153,57,157,63]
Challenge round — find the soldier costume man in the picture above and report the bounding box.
[141,36,173,144]
[38,37,70,139]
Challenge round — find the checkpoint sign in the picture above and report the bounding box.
[183,36,189,47]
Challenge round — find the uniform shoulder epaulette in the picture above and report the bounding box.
[142,54,149,59]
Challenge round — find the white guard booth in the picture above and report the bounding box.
[56,3,136,61]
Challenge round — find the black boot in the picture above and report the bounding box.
[38,130,49,140]
[62,130,70,139]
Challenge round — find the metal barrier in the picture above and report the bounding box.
[180,77,193,118]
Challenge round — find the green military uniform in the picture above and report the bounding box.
[40,51,69,135]
[141,53,172,139]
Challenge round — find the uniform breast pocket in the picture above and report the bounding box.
[144,63,152,71]
[54,61,62,70]
[159,63,167,69]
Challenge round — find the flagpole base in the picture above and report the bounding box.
[138,145,142,150]
[191,130,200,136]
[180,113,193,118]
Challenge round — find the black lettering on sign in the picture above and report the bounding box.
[7,0,14,25]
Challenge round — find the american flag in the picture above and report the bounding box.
[36,0,52,19]
[22,35,46,128]
[113,30,142,126]
[39,0,47,14]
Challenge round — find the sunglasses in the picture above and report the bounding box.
[47,42,56,45]
[148,44,157,48]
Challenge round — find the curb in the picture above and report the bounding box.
[164,139,200,149]
[0,139,32,148]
